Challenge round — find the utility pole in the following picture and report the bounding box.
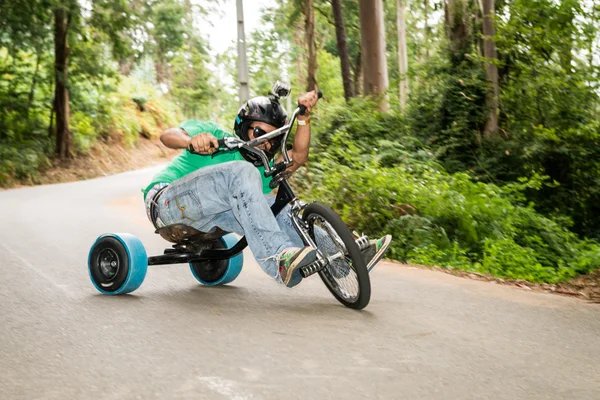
[236,0,250,105]
[397,0,408,112]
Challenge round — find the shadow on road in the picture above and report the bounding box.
[150,285,378,319]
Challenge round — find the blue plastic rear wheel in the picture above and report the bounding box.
[88,233,148,295]
[189,233,243,286]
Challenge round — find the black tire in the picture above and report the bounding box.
[189,233,244,286]
[302,202,371,309]
[190,240,228,283]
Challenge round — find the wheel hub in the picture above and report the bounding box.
[98,248,120,281]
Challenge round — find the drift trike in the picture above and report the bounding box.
[88,92,372,309]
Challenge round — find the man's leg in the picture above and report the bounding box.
[156,161,314,285]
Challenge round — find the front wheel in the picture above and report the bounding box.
[302,202,371,309]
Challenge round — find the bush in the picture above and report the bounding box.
[0,75,183,187]
[0,138,52,186]
[93,76,183,147]
[296,100,600,283]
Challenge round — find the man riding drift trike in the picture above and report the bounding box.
[88,83,391,309]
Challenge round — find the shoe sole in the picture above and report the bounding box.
[367,235,392,272]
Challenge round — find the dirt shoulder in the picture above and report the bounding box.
[387,260,600,303]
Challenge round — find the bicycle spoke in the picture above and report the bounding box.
[310,216,360,302]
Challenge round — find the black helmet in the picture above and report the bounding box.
[234,94,288,166]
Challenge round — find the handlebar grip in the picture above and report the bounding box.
[187,138,225,154]
[298,91,323,116]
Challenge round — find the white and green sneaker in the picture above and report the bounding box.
[277,247,317,287]
[355,233,392,272]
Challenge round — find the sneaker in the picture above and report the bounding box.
[355,233,392,272]
[277,247,317,287]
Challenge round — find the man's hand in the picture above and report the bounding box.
[188,133,219,155]
[298,91,319,118]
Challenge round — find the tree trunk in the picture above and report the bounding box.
[359,0,389,111]
[482,0,498,136]
[7,45,18,105]
[304,0,318,91]
[118,57,134,75]
[352,49,362,95]
[331,0,353,100]
[26,51,42,119]
[155,59,168,84]
[54,7,71,158]
[296,53,304,90]
[445,0,470,63]
[473,0,484,56]
[558,3,574,73]
[48,95,55,138]
[397,0,409,112]
[294,20,306,90]
[423,0,430,59]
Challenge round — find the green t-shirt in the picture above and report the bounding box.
[142,120,273,200]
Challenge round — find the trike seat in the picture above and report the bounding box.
[156,224,228,244]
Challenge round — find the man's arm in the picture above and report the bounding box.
[276,91,319,172]
[160,128,191,149]
[278,123,310,173]
[160,128,219,154]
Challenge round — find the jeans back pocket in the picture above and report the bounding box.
[159,190,204,225]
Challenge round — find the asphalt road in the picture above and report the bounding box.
[1,166,599,400]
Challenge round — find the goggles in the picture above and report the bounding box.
[251,126,269,139]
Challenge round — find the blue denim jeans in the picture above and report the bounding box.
[150,161,312,284]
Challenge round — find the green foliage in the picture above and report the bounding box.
[398,0,600,242]
[0,0,208,186]
[0,72,182,187]
[91,76,183,147]
[315,50,345,102]
[311,96,412,152]
[0,139,52,186]
[245,28,289,97]
[489,0,600,238]
[296,99,600,283]
[153,0,187,59]
[271,0,600,282]
[403,43,491,173]
[170,43,214,119]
